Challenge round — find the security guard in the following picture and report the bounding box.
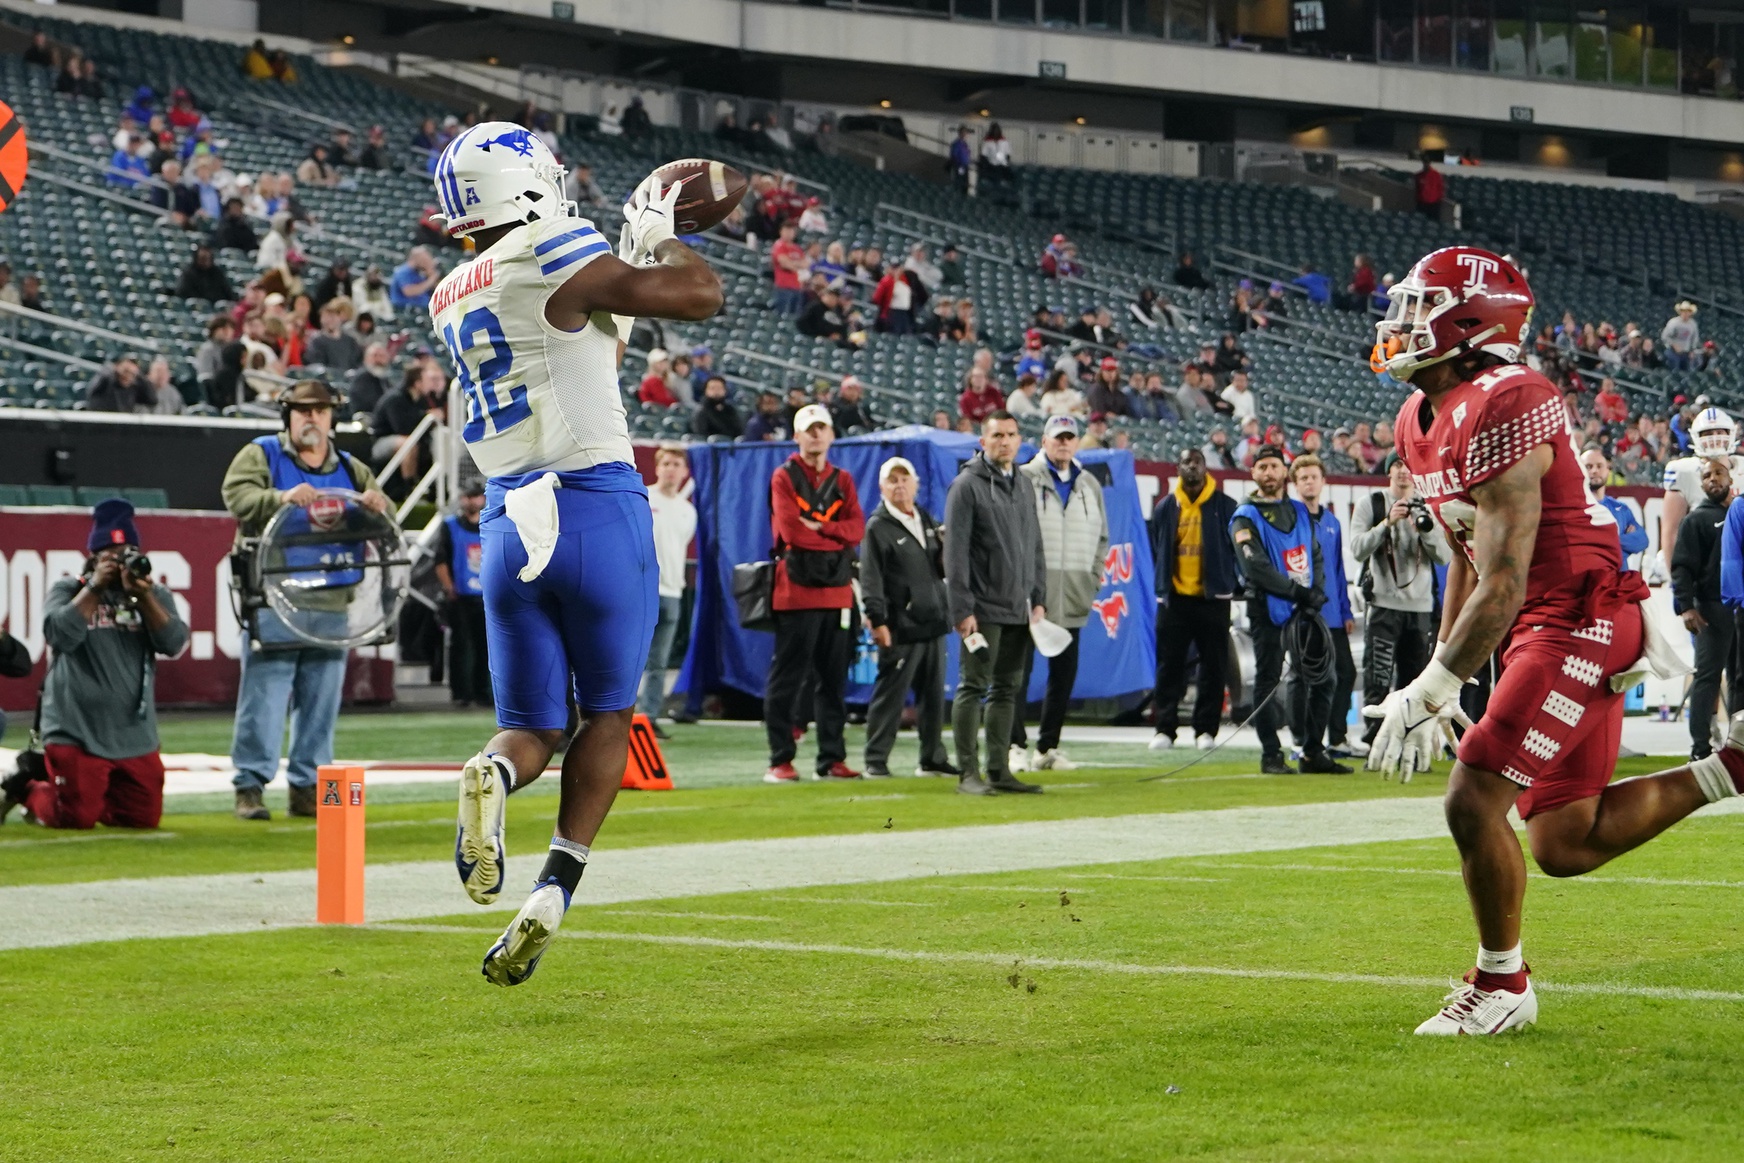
[1229,444,1349,776]
[220,381,391,819]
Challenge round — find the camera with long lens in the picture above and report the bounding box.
[1406,498,1436,535]
[119,545,153,581]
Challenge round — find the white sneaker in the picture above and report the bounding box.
[1035,749,1078,771]
[1149,733,1174,751]
[1008,745,1032,773]
[482,879,570,987]
[1347,740,1370,757]
[1195,734,1215,751]
[1415,973,1537,1036]
[455,752,508,905]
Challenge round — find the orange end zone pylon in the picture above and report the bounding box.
[622,714,674,790]
[316,765,366,923]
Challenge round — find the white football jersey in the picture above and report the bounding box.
[430,216,631,479]
[1662,454,1744,507]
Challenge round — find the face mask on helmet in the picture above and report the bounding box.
[1694,411,1736,459]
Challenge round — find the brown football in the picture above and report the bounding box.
[643,158,749,234]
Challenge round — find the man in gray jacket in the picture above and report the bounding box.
[1012,414,1108,772]
[1350,452,1452,750]
[945,410,1048,795]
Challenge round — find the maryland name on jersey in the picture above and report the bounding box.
[430,216,630,479]
[1396,362,1625,621]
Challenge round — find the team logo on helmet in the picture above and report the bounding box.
[1455,253,1499,292]
[476,128,535,157]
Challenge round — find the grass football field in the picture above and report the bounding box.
[3,712,1742,1161]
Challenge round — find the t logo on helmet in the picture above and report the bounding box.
[1456,253,1500,293]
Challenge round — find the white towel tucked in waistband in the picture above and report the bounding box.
[503,471,561,582]
[1610,593,1695,693]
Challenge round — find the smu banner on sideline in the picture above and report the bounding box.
[0,507,394,713]
[677,427,1156,704]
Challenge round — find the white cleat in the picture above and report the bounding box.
[1008,745,1032,773]
[1415,973,1538,1036]
[1149,733,1174,751]
[455,752,508,905]
[482,879,570,987]
[1195,734,1216,751]
[1035,749,1078,771]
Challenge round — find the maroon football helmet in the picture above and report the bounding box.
[1373,246,1534,381]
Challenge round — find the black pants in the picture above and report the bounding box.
[765,608,849,770]
[1361,605,1433,743]
[1011,626,1082,754]
[1154,594,1231,740]
[1289,626,1355,749]
[953,622,1029,780]
[1690,600,1737,758]
[1252,614,1333,760]
[447,595,491,705]
[864,636,950,770]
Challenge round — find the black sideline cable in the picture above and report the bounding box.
[1138,608,1336,782]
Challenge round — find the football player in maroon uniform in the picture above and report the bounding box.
[1369,246,1722,1035]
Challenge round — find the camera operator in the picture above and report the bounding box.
[220,381,390,820]
[1349,452,1452,751]
[0,500,187,828]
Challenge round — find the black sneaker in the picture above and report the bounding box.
[652,722,672,740]
[670,709,700,724]
[987,773,1043,794]
[956,775,998,796]
[916,759,963,777]
[1260,754,1296,775]
[1298,753,1353,774]
[864,763,892,778]
[0,765,35,821]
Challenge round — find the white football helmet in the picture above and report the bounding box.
[431,121,573,239]
[1693,406,1736,460]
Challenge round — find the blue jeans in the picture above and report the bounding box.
[231,611,348,792]
[637,594,683,719]
[773,288,805,316]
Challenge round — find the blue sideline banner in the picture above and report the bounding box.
[675,427,1156,706]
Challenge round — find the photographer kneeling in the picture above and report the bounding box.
[1,500,187,828]
[1350,452,1451,751]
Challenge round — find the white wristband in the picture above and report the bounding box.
[1414,658,1464,710]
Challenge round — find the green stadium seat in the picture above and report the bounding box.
[27,485,77,506]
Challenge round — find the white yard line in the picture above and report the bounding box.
[1196,860,1744,890]
[2,794,1739,953]
[369,924,1744,1005]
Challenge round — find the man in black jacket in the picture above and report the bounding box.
[1149,447,1239,750]
[209,197,259,253]
[689,375,744,440]
[1672,457,1734,758]
[174,245,232,302]
[861,458,959,778]
[945,411,1048,795]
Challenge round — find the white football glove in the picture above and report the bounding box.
[624,178,681,257]
[1363,659,1468,782]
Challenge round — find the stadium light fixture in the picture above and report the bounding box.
[879,99,891,108]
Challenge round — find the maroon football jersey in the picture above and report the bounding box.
[1395,363,1624,624]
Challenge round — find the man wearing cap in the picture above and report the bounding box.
[220,381,391,819]
[1011,415,1109,771]
[1230,445,1348,775]
[860,457,958,778]
[1663,301,1700,371]
[0,500,188,829]
[1150,447,1240,751]
[85,354,153,413]
[1016,330,1050,382]
[433,483,491,709]
[763,404,866,782]
[828,374,877,435]
[1349,451,1451,752]
[946,410,1049,795]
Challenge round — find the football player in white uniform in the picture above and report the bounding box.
[430,123,721,985]
[1659,406,1744,570]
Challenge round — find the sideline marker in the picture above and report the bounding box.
[622,714,674,790]
[316,764,366,924]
